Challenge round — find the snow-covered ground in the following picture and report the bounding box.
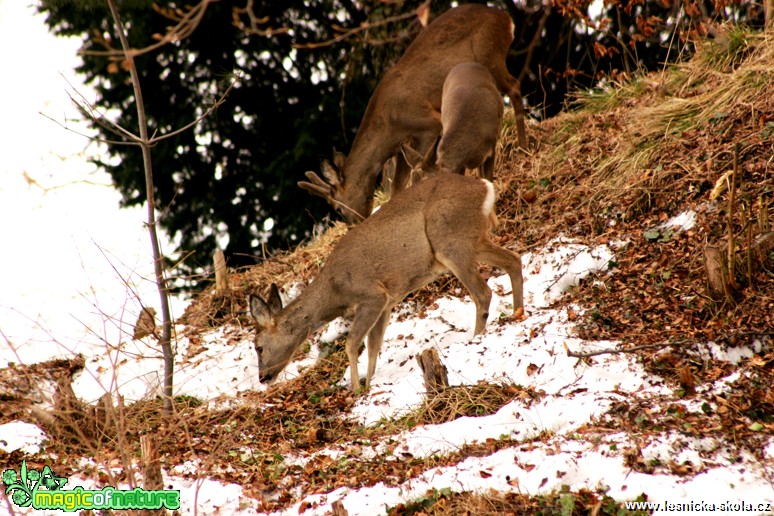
[2,231,772,515]
[1,5,772,516]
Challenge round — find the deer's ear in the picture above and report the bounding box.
[320,159,343,187]
[267,284,283,314]
[400,142,424,168]
[248,294,275,327]
[332,150,346,171]
[422,136,440,168]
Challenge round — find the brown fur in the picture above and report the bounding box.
[250,174,523,391]
[299,4,525,224]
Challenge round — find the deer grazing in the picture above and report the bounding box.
[402,62,504,182]
[299,4,526,224]
[249,174,524,391]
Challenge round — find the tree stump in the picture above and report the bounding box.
[417,348,449,394]
[752,231,774,270]
[93,393,116,440]
[704,244,733,303]
[331,500,348,516]
[214,249,229,293]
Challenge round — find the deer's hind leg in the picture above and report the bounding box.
[434,247,493,335]
[480,152,495,182]
[426,194,494,335]
[475,240,523,312]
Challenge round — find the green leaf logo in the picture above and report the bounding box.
[3,461,68,508]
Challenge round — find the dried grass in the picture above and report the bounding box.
[494,27,774,251]
[406,382,542,426]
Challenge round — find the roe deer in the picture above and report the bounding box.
[402,62,504,182]
[299,4,526,224]
[249,174,524,391]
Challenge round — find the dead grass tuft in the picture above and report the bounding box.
[408,381,543,426]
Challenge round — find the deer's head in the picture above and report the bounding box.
[248,285,297,384]
[401,137,442,181]
[299,152,370,224]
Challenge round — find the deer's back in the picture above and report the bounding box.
[439,63,504,171]
[366,5,514,119]
[320,175,492,299]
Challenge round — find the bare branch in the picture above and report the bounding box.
[564,340,689,358]
[38,110,139,148]
[82,0,214,60]
[232,0,291,37]
[290,1,430,50]
[46,59,236,150]
[148,75,238,145]
[518,1,552,84]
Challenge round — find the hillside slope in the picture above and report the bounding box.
[1,26,772,516]
[174,25,773,514]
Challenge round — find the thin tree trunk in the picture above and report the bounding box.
[107,0,175,417]
[140,434,165,516]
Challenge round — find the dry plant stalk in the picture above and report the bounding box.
[759,195,770,231]
[727,143,740,290]
[745,207,754,284]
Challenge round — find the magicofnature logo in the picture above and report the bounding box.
[3,460,180,512]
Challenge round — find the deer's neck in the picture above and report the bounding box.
[344,103,401,185]
[277,276,347,341]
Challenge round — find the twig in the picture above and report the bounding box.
[518,1,551,83]
[290,1,430,50]
[565,340,689,358]
[82,0,214,60]
[727,142,740,291]
[745,205,754,284]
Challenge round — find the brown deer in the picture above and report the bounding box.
[249,174,524,391]
[299,4,526,224]
[402,62,504,182]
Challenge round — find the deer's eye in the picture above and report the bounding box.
[256,346,263,354]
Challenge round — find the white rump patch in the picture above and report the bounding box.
[481,179,496,219]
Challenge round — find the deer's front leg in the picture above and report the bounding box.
[345,297,390,391]
[364,307,392,390]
